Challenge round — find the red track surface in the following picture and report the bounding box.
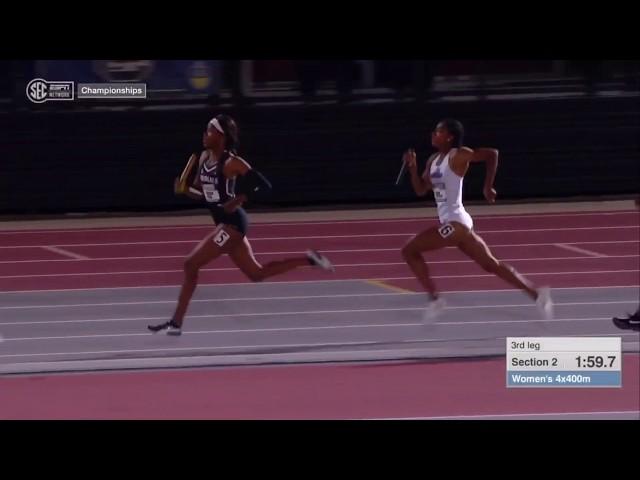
[1,210,638,419]
[1,355,637,419]
[0,211,638,292]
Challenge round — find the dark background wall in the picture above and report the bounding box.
[1,96,638,215]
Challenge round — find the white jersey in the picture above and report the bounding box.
[428,148,473,230]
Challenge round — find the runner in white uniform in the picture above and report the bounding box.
[401,119,553,322]
[429,147,474,230]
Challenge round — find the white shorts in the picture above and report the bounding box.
[439,210,473,231]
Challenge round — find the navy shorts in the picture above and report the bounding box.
[209,205,249,237]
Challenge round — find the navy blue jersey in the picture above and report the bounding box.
[197,150,248,237]
[199,150,236,206]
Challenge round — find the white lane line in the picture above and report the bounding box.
[0,282,638,295]
[2,253,637,266]
[554,243,606,258]
[0,225,637,249]
[374,411,640,420]
[0,210,636,234]
[1,267,637,280]
[1,292,637,311]
[41,246,89,260]
[0,306,631,328]
[1,332,638,358]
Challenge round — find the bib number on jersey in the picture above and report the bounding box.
[203,183,220,202]
[432,183,446,202]
[213,229,231,247]
[438,223,455,239]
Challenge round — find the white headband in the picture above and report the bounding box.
[209,118,224,135]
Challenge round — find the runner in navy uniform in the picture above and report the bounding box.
[612,197,640,331]
[149,115,334,335]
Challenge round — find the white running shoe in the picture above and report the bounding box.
[423,297,446,324]
[536,287,554,321]
[306,250,335,272]
[148,320,182,336]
